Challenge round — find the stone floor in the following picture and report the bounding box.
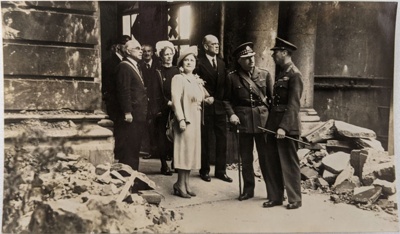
[139,157,400,233]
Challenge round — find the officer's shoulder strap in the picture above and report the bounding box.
[227,70,237,75]
[289,64,301,74]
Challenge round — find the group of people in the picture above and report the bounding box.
[102,34,304,210]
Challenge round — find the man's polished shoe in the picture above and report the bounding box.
[286,201,302,209]
[200,173,211,182]
[238,193,254,201]
[142,154,152,159]
[263,200,283,208]
[161,167,173,176]
[215,173,233,183]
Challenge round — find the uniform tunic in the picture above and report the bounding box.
[265,61,304,203]
[171,73,206,170]
[224,66,273,194]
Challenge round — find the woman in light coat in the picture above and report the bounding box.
[171,46,213,198]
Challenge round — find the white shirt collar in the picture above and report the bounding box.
[116,52,123,61]
[205,53,217,65]
[145,59,153,68]
[126,57,138,66]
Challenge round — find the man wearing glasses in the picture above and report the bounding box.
[113,39,148,170]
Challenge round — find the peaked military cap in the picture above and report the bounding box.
[233,42,256,58]
[271,37,297,51]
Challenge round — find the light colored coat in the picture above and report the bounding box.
[171,73,206,170]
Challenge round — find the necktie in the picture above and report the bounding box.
[212,58,217,70]
[146,63,150,69]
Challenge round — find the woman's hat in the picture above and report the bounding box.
[155,40,175,57]
[177,46,198,65]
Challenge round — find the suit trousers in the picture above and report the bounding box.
[200,114,228,175]
[153,110,173,169]
[239,133,268,194]
[265,134,301,203]
[113,119,145,171]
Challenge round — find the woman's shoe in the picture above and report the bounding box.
[186,190,196,197]
[173,184,191,198]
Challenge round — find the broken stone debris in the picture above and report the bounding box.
[3,147,181,233]
[299,119,397,214]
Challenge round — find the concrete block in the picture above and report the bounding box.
[362,161,395,185]
[350,149,369,180]
[348,176,362,187]
[373,179,396,195]
[334,120,377,138]
[315,177,329,188]
[139,190,163,205]
[351,186,382,204]
[322,151,350,174]
[376,199,396,209]
[301,166,319,180]
[354,186,375,195]
[297,148,311,161]
[323,170,338,185]
[326,140,354,153]
[354,138,384,151]
[332,164,355,188]
[302,119,335,143]
[387,194,398,208]
[333,180,356,194]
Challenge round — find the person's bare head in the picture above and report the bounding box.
[202,34,219,57]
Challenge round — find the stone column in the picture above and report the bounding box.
[285,2,321,128]
[246,2,280,77]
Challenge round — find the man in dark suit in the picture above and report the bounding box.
[140,44,173,175]
[111,39,148,171]
[102,35,131,119]
[263,37,304,210]
[224,42,273,200]
[197,34,232,183]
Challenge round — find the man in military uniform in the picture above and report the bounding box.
[224,42,273,201]
[263,37,304,209]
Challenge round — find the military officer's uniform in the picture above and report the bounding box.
[264,38,304,208]
[224,42,273,199]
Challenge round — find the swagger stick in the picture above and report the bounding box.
[235,125,242,198]
[257,126,311,146]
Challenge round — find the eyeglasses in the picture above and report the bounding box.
[128,47,142,51]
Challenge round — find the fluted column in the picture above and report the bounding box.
[285,2,320,124]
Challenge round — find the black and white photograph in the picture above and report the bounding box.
[1,1,399,233]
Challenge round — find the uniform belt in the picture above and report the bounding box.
[238,100,265,107]
[272,104,288,108]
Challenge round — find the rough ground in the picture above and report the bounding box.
[140,158,399,233]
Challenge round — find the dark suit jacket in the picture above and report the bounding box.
[225,67,273,133]
[266,61,303,135]
[140,60,164,118]
[102,53,122,114]
[196,55,227,116]
[111,58,148,122]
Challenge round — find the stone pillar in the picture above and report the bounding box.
[246,2,280,77]
[285,2,321,130]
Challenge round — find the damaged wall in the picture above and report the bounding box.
[312,2,396,149]
[2,1,102,111]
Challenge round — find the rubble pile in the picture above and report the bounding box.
[3,145,182,233]
[300,119,397,215]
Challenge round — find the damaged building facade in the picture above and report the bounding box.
[2,1,395,158]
